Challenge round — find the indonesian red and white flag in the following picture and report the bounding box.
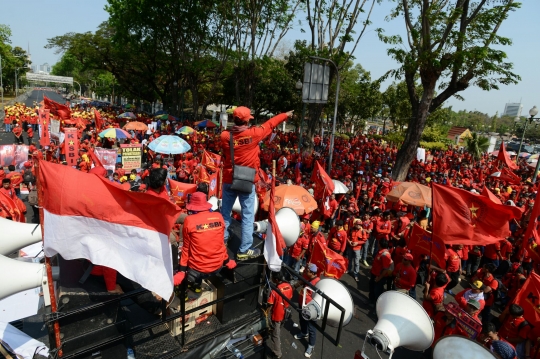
[38,161,181,299]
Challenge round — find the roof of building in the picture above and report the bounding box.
[447,126,472,140]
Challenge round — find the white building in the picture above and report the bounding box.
[503,102,523,117]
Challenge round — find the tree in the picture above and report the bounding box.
[379,0,521,181]
[465,132,489,160]
[0,25,30,95]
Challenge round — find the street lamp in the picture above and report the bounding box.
[516,108,539,163]
[295,80,306,153]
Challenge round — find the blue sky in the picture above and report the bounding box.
[1,0,538,116]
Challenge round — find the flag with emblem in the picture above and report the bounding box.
[432,184,522,245]
[168,178,197,206]
[43,96,71,120]
[201,150,221,172]
[407,224,445,268]
[208,172,218,197]
[39,161,181,299]
[309,238,348,279]
[310,161,334,199]
[512,272,540,324]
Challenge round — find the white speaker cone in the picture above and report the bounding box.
[433,335,496,359]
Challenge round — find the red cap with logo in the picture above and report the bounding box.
[232,106,254,122]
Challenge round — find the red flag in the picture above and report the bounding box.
[268,173,285,256]
[38,109,51,147]
[309,238,348,279]
[201,150,221,172]
[0,191,24,222]
[310,161,334,199]
[408,223,446,268]
[168,178,197,206]
[94,110,103,132]
[43,96,72,120]
[197,165,210,184]
[481,186,502,205]
[497,142,519,170]
[64,128,79,166]
[88,148,104,168]
[512,272,540,324]
[208,172,218,197]
[432,183,522,245]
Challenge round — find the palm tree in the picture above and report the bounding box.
[465,132,490,160]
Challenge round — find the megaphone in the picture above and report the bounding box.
[301,278,354,327]
[0,254,56,300]
[253,207,300,247]
[361,291,434,359]
[0,217,42,256]
[208,196,221,211]
[232,196,258,216]
[433,336,496,359]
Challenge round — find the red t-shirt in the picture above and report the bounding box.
[498,316,531,342]
[474,270,499,306]
[446,248,461,272]
[483,242,501,260]
[371,249,393,276]
[268,282,293,322]
[393,262,417,290]
[422,286,444,317]
[289,234,309,258]
[328,228,347,253]
[299,277,321,306]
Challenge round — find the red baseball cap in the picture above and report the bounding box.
[232,106,254,122]
[403,253,414,261]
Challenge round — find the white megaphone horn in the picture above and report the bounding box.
[232,196,258,216]
[253,207,301,247]
[208,196,221,211]
[433,336,497,359]
[361,291,434,359]
[301,278,354,327]
[0,254,59,302]
[0,217,42,255]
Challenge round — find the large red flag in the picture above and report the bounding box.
[201,150,221,172]
[168,178,197,206]
[309,238,348,279]
[0,191,24,222]
[432,183,522,245]
[43,96,72,120]
[522,186,540,261]
[497,142,519,170]
[94,109,103,132]
[481,186,502,205]
[512,272,540,324]
[310,161,334,199]
[407,223,446,268]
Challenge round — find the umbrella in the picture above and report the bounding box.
[119,112,136,119]
[507,151,517,156]
[176,126,195,135]
[154,110,167,115]
[332,179,349,194]
[519,152,531,158]
[155,114,169,120]
[124,104,135,109]
[194,120,217,128]
[98,128,132,139]
[386,182,432,208]
[262,184,318,215]
[123,121,148,131]
[148,135,191,155]
[527,154,539,163]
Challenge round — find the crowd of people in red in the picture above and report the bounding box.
[2,99,540,359]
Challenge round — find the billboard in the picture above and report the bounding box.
[26,73,73,85]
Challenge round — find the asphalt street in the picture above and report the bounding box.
[1,90,475,359]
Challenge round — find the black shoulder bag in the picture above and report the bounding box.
[229,132,256,193]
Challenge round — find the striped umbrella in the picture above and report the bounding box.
[98,128,132,139]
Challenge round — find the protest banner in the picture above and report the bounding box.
[64,128,79,166]
[94,148,118,174]
[0,145,29,169]
[120,144,142,170]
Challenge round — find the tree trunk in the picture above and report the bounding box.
[392,84,436,181]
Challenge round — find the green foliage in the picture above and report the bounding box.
[382,81,412,130]
[0,25,30,95]
[383,131,404,146]
[419,141,449,151]
[421,126,449,143]
[465,132,490,160]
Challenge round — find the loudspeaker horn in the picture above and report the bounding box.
[433,336,496,359]
[232,196,258,216]
[361,291,434,359]
[0,254,45,300]
[301,278,354,327]
[0,217,42,256]
[208,196,221,211]
[253,207,300,247]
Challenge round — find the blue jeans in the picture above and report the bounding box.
[299,316,316,347]
[221,183,256,253]
[5,123,11,133]
[348,248,361,275]
[360,242,370,261]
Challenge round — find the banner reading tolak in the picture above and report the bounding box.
[120,144,142,170]
[64,128,79,166]
[38,109,51,147]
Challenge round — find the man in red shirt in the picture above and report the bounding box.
[422,273,449,317]
[328,220,347,255]
[6,165,22,198]
[445,245,462,295]
[497,304,531,356]
[12,124,23,144]
[295,263,320,358]
[372,211,392,255]
[145,168,172,202]
[369,239,393,304]
[322,194,338,232]
[267,270,293,359]
[173,192,236,291]
[471,263,499,326]
[286,225,309,273]
[393,253,417,294]
[483,240,502,268]
[220,106,293,260]
[348,219,367,281]
[0,178,16,201]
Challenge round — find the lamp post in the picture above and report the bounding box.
[295,80,306,153]
[310,56,340,174]
[516,108,539,164]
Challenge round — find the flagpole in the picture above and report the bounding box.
[35,158,63,357]
[428,187,434,282]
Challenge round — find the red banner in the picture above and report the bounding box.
[310,238,348,279]
[64,128,79,166]
[38,109,51,147]
[168,178,197,207]
[513,272,540,324]
[201,150,221,172]
[0,191,24,222]
[444,302,482,339]
[208,172,218,197]
[0,145,29,169]
[408,223,446,268]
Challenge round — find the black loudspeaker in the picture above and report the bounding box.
[209,274,262,325]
